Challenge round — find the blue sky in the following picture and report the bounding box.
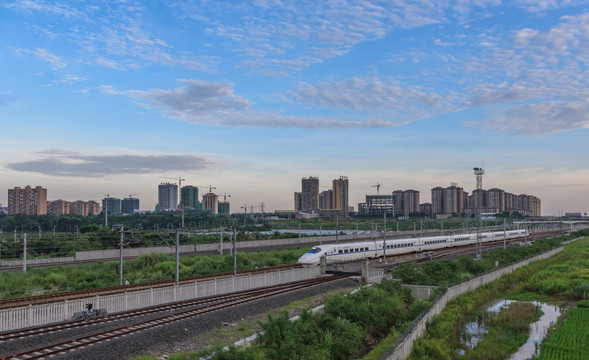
[1,0,588,215]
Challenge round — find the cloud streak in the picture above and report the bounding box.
[99,79,426,128]
[6,150,216,177]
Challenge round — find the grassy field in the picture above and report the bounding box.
[407,235,589,360]
[535,300,589,360]
[0,247,307,299]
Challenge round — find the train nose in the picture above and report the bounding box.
[297,253,319,265]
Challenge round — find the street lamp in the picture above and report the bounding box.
[74,225,79,238]
[37,225,41,241]
[14,226,19,242]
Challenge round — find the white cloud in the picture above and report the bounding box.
[99,79,414,128]
[461,12,589,135]
[288,77,446,110]
[473,101,589,135]
[11,47,67,69]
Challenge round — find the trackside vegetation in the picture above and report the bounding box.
[129,231,586,360]
[391,231,582,288]
[0,248,306,299]
[407,231,589,360]
[143,279,440,360]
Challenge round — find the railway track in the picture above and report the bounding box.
[0,275,343,360]
[0,263,303,310]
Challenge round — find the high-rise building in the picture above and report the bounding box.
[486,188,505,213]
[392,190,404,216]
[121,197,140,214]
[181,186,200,210]
[420,203,433,217]
[7,185,47,215]
[332,176,349,218]
[403,189,420,216]
[443,185,465,215]
[431,187,444,214]
[357,194,394,215]
[294,192,302,211]
[102,197,122,215]
[158,183,178,211]
[47,199,70,216]
[301,177,319,212]
[218,201,230,215]
[202,192,218,214]
[319,189,333,210]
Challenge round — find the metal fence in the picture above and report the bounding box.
[0,266,321,332]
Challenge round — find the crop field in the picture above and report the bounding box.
[535,306,589,360]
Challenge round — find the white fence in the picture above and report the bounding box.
[0,257,75,267]
[0,267,321,332]
[385,246,565,360]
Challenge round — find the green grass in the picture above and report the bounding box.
[458,302,543,360]
[0,247,308,299]
[535,306,589,360]
[407,235,589,360]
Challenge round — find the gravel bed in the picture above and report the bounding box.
[40,277,359,360]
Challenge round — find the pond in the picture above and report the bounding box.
[459,299,561,359]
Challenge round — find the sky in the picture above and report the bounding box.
[1,0,588,216]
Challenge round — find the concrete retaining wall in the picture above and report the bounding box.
[0,266,321,332]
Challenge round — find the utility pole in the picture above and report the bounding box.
[503,217,507,250]
[383,211,387,262]
[474,167,485,259]
[119,226,124,286]
[104,193,110,228]
[175,230,180,286]
[219,226,224,255]
[23,233,28,272]
[233,227,237,277]
[335,213,339,244]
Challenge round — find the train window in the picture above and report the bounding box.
[338,250,342,254]
[307,247,322,253]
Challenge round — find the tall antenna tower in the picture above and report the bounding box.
[473,167,485,259]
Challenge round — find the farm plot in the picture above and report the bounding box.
[535,306,589,360]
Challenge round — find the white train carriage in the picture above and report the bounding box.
[298,229,528,265]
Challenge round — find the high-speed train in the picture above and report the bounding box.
[297,229,527,265]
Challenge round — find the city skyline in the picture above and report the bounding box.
[1,1,588,216]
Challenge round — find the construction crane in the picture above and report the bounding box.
[159,176,185,207]
[159,176,185,190]
[193,185,216,194]
[371,182,381,196]
[127,193,136,199]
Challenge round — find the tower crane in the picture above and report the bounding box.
[159,176,185,207]
[371,182,381,196]
[193,185,217,194]
[159,176,185,190]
